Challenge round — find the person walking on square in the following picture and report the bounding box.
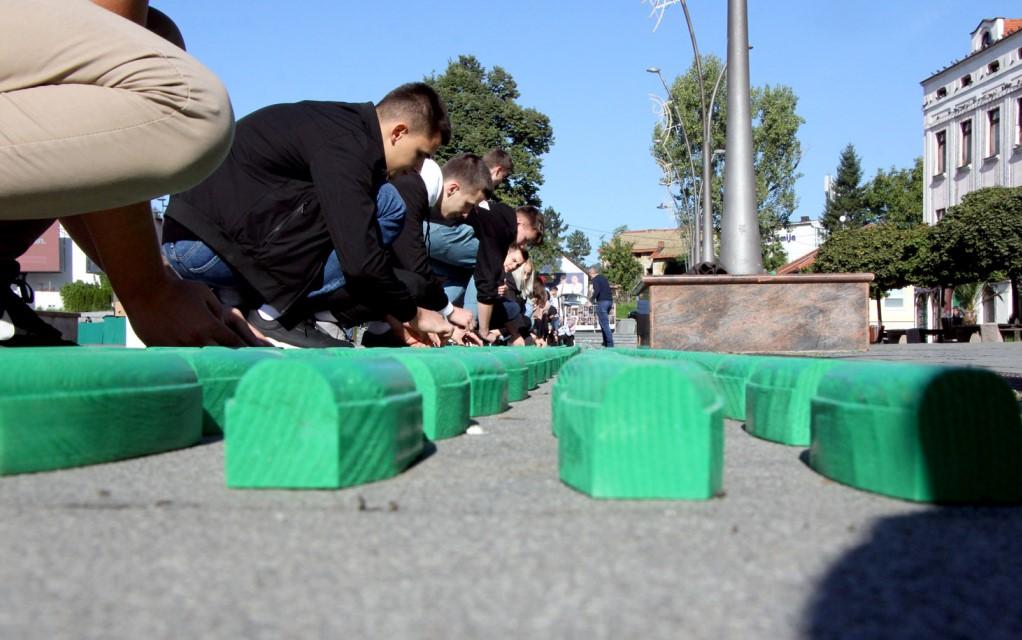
[589,265,614,347]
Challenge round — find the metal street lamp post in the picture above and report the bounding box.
[676,0,715,264]
[647,66,701,263]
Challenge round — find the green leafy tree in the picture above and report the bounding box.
[921,187,1022,321]
[821,144,867,233]
[564,230,592,265]
[651,54,804,265]
[59,275,114,312]
[530,206,567,273]
[863,157,923,228]
[598,233,642,300]
[426,55,554,206]
[813,223,930,329]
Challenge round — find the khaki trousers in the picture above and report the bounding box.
[0,0,234,219]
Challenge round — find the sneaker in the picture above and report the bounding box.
[0,283,76,347]
[246,311,353,349]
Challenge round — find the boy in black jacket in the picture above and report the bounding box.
[360,154,492,346]
[162,82,453,347]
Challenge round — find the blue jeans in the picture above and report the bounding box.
[596,299,614,347]
[162,184,405,307]
[163,239,346,305]
[424,221,478,307]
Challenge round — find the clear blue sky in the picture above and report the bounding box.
[159,1,1019,262]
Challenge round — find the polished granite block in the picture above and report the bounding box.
[642,274,873,353]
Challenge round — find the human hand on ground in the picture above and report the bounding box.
[451,327,484,346]
[408,307,453,340]
[447,306,476,332]
[122,276,270,346]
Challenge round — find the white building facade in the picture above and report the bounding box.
[922,17,1022,324]
[777,216,825,263]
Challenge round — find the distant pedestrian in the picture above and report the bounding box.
[588,265,614,347]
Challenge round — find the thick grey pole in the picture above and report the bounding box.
[719,0,763,274]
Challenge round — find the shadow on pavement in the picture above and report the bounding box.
[803,507,1022,639]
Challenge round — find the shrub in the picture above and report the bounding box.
[60,276,113,312]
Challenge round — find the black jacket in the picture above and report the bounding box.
[467,201,517,305]
[165,101,416,322]
[390,173,449,312]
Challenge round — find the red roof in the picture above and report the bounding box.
[1005,19,1022,37]
[777,249,818,275]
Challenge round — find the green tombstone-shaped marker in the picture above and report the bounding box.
[475,348,529,401]
[225,357,423,489]
[551,351,627,437]
[0,349,202,475]
[710,355,773,422]
[158,347,283,436]
[416,351,508,417]
[809,361,1022,503]
[329,350,471,441]
[556,352,724,499]
[744,357,841,446]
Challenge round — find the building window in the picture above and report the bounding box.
[988,108,1000,157]
[936,208,946,221]
[884,295,905,309]
[961,74,972,88]
[937,87,947,99]
[1017,98,1022,146]
[982,31,993,48]
[935,130,946,174]
[989,60,1000,73]
[960,120,972,166]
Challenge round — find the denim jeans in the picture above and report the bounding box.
[163,239,345,306]
[596,299,614,347]
[424,220,479,309]
[162,183,404,307]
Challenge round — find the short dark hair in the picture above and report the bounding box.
[515,205,544,247]
[377,82,451,145]
[441,153,493,193]
[482,148,514,175]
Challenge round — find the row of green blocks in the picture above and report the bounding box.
[554,349,1022,503]
[0,345,580,488]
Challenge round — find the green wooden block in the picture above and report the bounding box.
[476,348,529,401]
[0,350,202,475]
[225,357,423,489]
[809,362,1022,503]
[157,347,283,436]
[556,353,724,499]
[426,351,509,417]
[504,347,542,389]
[710,355,774,421]
[76,321,105,345]
[101,316,127,345]
[744,357,842,446]
[551,351,628,437]
[322,350,471,441]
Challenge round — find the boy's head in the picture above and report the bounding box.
[514,205,544,248]
[437,153,492,220]
[504,246,527,273]
[482,148,514,189]
[377,83,451,175]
